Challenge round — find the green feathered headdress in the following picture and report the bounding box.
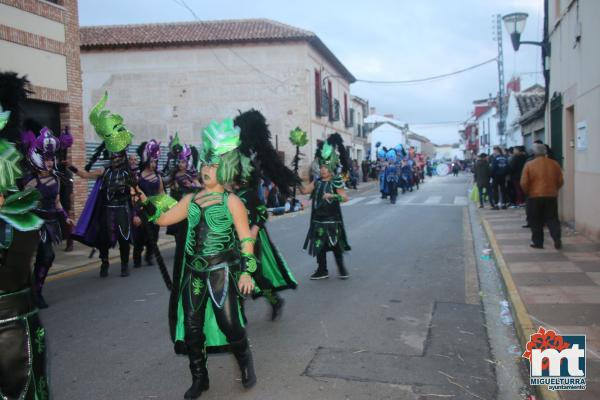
[315,133,349,174]
[0,139,23,193]
[319,141,339,172]
[200,118,252,185]
[89,92,133,153]
[0,105,9,131]
[169,132,182,153]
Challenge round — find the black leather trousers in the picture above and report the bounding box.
[182,267,246,352]
[0,289,49,400]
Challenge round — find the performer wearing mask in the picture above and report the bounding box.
[134,118,258,399]
[162,134,201,353]
[133,140,164,268]
[22,127,72,308]
[234,110,299,320]
[383,149,399,204]
[70,92,135,278]
[302,133,351,280]
[0,72,49,400]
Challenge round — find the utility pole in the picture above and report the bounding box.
[494,14,506,146]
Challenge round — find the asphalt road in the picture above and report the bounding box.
[41,175,523,399]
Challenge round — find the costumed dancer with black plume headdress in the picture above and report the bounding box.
[234,109,300,320]
[301,133,351,279]
[0,72,50,400]
[162,134,201,353]
[133,139,164,268]
[133,118,258,399]
[70,92,135,278]
[21,127,73,308]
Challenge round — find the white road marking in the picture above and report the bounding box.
[342,196,367,206]
[366,196,384,205]
[424,196,443,204]
[454,196,468,205]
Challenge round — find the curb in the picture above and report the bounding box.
[480,215,561,400]
[46,240,177,282]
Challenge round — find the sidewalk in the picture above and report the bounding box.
[479,206,600,400]
[48,231,176,278]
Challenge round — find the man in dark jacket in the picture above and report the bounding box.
[509,146,528,206]
[473,153,494,208]
[490,146,509,209]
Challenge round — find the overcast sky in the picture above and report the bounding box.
[79,0,544,144]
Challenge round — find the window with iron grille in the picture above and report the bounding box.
[315,70,322,117]
[331,99,340,122]
[319,89,329,117]
[347,108,355,128]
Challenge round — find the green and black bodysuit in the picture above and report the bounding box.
[303,176,351,256]
[171,191,255,352]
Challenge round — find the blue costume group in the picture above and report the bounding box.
[377,145,421,203]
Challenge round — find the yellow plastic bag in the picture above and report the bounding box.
[470,184,479,203]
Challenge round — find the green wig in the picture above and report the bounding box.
[200,118,252,185]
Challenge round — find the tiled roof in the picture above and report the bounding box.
[516,92,544,116]
[80,19,355,82]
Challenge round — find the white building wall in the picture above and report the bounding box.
[477,106,498,154]
[505,94,524,148]
[548,0,600,239]
[81,42,344,177]
[368,124,406,161]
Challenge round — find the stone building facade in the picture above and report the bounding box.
[80,19,356,178]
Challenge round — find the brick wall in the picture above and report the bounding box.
[1,0,85,218]
[59,0,85,218]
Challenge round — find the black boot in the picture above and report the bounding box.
[231,338,256,389]
[271,296,285,321]
[145,252,154,266]
[35,290,49,309]
[184,350,209,399]
[120,263,130,277]
[133,247,142,268]
[311,253,329,280]
[100,259,109,277]
[334,252,349,279]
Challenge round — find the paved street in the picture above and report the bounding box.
[41,175,526,399]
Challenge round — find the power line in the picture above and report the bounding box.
[356,57,497,85]
[168,1,495,87]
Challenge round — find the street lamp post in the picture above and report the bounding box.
[502,10,551,126]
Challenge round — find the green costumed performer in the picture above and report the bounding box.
[234,110,300,321]
[0,72,48,400]
[133,118,258,399]
[302,133,351,279]
[70,92,136,278]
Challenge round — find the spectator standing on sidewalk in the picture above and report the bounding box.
[474,153,494,209]
[520,143,564,249]
[490,146,509,209]
[361,159,369,182]
[509,146,528,207]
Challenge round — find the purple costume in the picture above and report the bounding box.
[133,171,162,267]
[31,175,64,303]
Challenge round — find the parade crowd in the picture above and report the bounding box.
[0,72,354,400]
[473,142,565,250]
